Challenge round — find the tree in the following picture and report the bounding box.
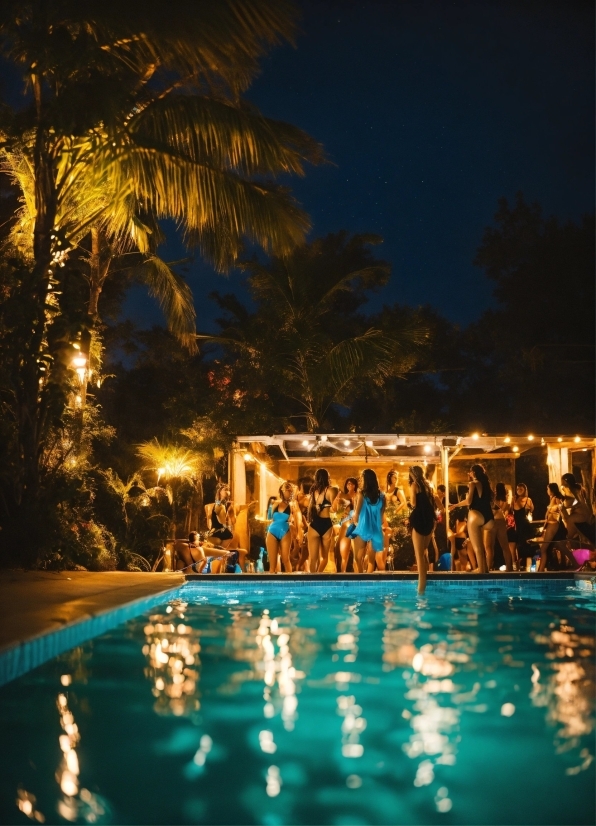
[200,233,428,430]
[136,439,208,539]
[0,0,321,532]
[462,193,595,432]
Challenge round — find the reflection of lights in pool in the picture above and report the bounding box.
[501,703,515,717]
[266,765,282,797]
[142,602,201,716]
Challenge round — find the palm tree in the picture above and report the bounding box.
[200,233,428,429]
[0,0,321,501]
[136,439,207,539]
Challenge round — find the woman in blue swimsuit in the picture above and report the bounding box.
[266,482,299,574]
[332,477,358,572]
[351,469,386,573]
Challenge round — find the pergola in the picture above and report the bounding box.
[229,433,594,518]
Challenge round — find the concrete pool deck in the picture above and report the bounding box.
[0,569,184,654]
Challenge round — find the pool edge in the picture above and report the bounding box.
[0,582,185,688]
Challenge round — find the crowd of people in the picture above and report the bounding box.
[176,467,596,594]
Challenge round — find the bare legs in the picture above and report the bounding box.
[467,511,492,573]
[337,523,352,572]
[485,520,513,571]
[412,528,432,594]
[266,531,292,574]
[307,526,333,572]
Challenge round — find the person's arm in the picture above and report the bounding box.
[463,482,476,507]
[329,486,339,510]
[409,482,418,509]
[381,493,386,519]
[526,498,534,514]
[395,488,407,513]
[352,492,364,525]
[331,490,343,512]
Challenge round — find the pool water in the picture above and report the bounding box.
[2,584,594,825]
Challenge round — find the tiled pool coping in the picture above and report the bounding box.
[1,573,593,688]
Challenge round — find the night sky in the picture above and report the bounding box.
[124,0,594,332]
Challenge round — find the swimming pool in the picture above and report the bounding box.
[2,579,594,825]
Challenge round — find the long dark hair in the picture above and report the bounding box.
[386,470,397,489]
[470,464,494,502]
[495,482,508,502]
[344,477,358,494]
[408,465,434,505]
[309,468,330,521]
[547,482,562,499]
[360,468,380,504]
[561,473,580,493]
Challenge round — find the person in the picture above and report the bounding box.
[559,473,595,546]
[332,477,358,572]
[512,483,535,569]
[484,482,513,571]
[351,469,386,573]
[210,483,235,548]
[175,531,205,571]
[293,477,313,571]
[307,469,339,573]
[407,465,436,594]
[462,464,494,573]
[266,482,300,574]
[537,483,575,571]
[448,506,472,571]
[383,470,408,561]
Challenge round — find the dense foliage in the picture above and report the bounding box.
[0,3,592,570]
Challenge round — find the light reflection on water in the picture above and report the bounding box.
[3,588,595,825]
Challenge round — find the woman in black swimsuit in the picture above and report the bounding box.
[307,468,339,573]
[408,465,436,594]
[463,464,494,573]
[211,483,235,548]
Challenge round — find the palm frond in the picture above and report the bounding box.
[128,255,197,351]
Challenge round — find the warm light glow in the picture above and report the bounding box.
[557,437,563,442]
[471,433,479,440]
[504,436,511,443]
[243,453,254,462]
[302,440,309,446]
[320,435,328,442]
[388,444,397,449]
[344,440,350,446]
[574,436,581,443]
[365,440,373,447]
[71,355,87,368]
[512,446,519,453]
[424,444,431,454]
[527,434,534,441]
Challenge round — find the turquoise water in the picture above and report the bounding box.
[1,584,594,825]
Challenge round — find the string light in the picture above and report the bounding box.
[471,433,479,440]
[574,436,581,443]
[504,436,511,443]
[527,434,534,441]
[512,446,519,453]
[343,440,350,447]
